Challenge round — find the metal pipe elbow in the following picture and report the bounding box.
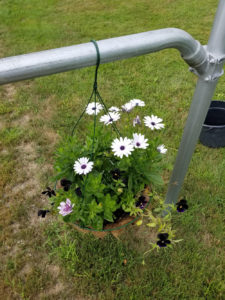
[97,28,208,76]
[103,27,209,75]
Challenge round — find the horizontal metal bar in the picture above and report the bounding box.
[0,28,208,85]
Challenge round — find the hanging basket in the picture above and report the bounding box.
[44,39,166,237]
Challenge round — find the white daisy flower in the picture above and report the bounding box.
[121,102,135,113]
[109,106,120,113]
[74,157,94,175]
[100,112,120,125]
[132,133,148,149]
[133,115,141,127]
[157,144,167,154]
[111,137,134,158]
[85,102,103,115]
[58,198,74,216]
[144,115,165,130]
[129,99,145,107]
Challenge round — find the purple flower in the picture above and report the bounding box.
[42,187,56,198]
[57,198,74,216]
[156,233,171,248]
[136,195,147,209]
[176,198,188,212]
[38,209,50,218]
[60,178,72,191]
[133,115,141,127]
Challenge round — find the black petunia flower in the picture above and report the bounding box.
[75,187,82,197]
[42,187,56,198]
[157,233,171,247]
[176,198,188,212]
[111,169,121,180]
[157,233,169,240]
[136,195,147,209]
[60,178,72,191]
[38,209,50,218]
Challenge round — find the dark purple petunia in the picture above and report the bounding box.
[111,169,121,180]
[157,239,171,247]
[136,195,147,209]
[157,233,171,248]
[42,187,56,198]
[75,187,82,197]
[157,233,169,240]
[60,178,72,191]
[176,198,188,212]
[38,209,50,218]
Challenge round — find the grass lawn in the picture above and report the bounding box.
[0,0,225,299]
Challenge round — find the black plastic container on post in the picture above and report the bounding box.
[199,100,225,148]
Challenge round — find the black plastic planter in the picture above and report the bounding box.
[199,100,225,148]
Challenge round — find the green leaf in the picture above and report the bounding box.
[85,173,105,198]
[102,194,118,222]
[89,200,103,219]
[104,210,114,222]
[147,222,156,227]
[163,214,171,221]
[128,173,133,192]
[147,173,164,186]
[153,208,162,213]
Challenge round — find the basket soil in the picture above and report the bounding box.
[72,186,150,239]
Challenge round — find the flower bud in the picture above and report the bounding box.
[117,188,123,194]
[136,219,143,226]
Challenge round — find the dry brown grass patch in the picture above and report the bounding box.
[12,114,31,128]
[43,128,59,147]
[3,84,17,102]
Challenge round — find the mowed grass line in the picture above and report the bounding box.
[0,0,224,299]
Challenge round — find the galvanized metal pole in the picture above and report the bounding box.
[162,0,225,216]
[0,28,207,85]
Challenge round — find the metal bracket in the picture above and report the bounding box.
[189,46,225,81]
